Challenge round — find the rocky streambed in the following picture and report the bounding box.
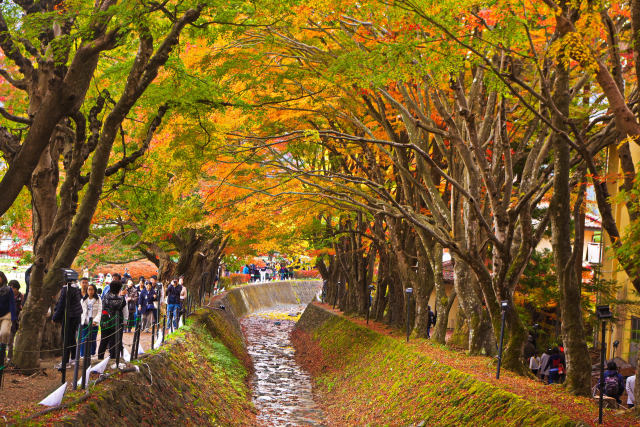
[240,305,326,427]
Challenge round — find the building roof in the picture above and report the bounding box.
[585,213,601,229]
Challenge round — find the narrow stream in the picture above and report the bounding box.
[240,305,327,427]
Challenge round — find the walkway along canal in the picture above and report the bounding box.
[240,305,327,426]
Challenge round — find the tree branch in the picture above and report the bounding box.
[0,107,32,124]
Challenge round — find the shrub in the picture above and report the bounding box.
[294,269,320,279]
[219,273,250,288]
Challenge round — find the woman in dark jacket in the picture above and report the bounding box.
[98,280,126,360]
[138,281,156,331]
[0,272,16,351]
[52,279,82,369]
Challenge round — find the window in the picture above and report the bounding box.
[632,317,640,341]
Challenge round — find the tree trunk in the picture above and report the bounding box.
[373,251,390,322]
[12,278,53,371]
[452,256,494,355]
[142,228,227,297]
[498,299,529,375]
[431,244,449,343]
[12,7,201,371]
[449,306,469,349]
[550,50,592,396]
[13,141,65,369]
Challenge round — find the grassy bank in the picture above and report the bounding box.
[15,308,255,426]
[293,304,584,427]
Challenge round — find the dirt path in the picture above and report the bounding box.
[0,324,172,417]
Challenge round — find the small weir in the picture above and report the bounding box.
[240,305,326,426]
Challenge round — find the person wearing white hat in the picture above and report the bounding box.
[101,274,113,300]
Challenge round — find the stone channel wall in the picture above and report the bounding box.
[220,280,322,319]
[23,280,321,426]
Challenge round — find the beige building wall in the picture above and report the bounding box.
[427,283,458,329]
[602,143,640,364]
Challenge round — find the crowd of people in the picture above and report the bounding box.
[528,347,567,385]
[51,273,191,370]
[241,263,294,282]
[0,269,192,370]
[529,348,636,409]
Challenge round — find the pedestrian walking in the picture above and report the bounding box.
[529,352,540,376]
[0,273,16,360]
[138,281,156,331]
[542,347,563,385]
[52,277,83,370]
[166,279,182,329]
[125,280,138,333]
[8,280,22,361]
[100,274,113,299]
[179,276,187,315]
[98,280,126,360]
[79,277,89,299]
[150,275,164,324]
[539,348,551,382]
[627,374,636,409]
[600,361,625,404]
[80,284,101,357]
[426,305,436,339]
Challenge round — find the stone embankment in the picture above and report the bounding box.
[220,280,322,318]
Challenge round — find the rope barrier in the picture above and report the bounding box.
[5,290,202,410]
[9,311,159,354]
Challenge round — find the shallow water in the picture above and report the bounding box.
[241,305,327,427]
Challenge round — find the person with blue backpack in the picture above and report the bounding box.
[600,361,625,404]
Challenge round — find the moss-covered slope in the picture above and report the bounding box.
[22,309,256,426]
[293,304,581,427]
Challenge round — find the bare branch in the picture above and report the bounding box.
[0,107,31,124]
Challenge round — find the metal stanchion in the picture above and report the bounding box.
[58,269,79,384]
[81,319,92,389]
[72,326,83,390]
[596,305,612,424]
[162,315,167,343]
[405,288,413,342]
[151,320,156,350]
[132,317,141,360]
[0,343,6,389]
[496,301,508,379]
[115,312,121,369]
